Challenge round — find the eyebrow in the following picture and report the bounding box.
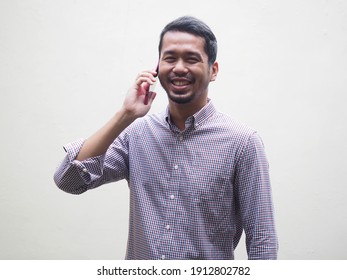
[162,50,204,60]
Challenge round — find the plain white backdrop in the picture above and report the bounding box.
[1,0,346,259]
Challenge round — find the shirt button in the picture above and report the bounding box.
[82,168,88,173]
[170,195,175,200]
[179,136,183,141]
[161,255,166,260]
[166,225,171,230]
[174,165,178,170]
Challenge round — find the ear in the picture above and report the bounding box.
[210,61,219,81]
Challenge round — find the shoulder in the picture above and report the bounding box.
[211,111,257,141]
[124,111,166,136]
[211,112,269,165]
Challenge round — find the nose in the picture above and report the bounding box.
[172,59,188,75]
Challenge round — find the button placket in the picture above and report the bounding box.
[158,129,185,260]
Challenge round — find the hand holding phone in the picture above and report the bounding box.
[144,65,159,105]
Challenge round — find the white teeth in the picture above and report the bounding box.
[173,81,189,86]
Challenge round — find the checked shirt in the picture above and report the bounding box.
[54,100,278,260]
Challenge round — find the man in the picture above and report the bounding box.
[54,16,278,260]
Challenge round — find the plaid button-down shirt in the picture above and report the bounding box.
[54,100,278,259]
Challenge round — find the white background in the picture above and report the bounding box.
[1,0,346,260]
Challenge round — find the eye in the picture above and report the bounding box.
[163,56,176,63]
[186,56,200,64]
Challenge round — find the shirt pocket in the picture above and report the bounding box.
[188,173,227,201]
[186,168,231,236]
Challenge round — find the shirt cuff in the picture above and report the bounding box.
[62,139,92,184]
[63,138,86,162]
[62,138,107,185]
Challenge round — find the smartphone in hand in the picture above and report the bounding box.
[144,65,159,105]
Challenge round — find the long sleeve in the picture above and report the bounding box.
[234,132,278,259]
[54,133,129,194]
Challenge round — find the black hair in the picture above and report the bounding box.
[158,16,217,65]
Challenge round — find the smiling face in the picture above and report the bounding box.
[158,31,218,107]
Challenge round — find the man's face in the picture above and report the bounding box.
[158,31,218,105]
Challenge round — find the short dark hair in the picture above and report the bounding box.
[158,16,217,65]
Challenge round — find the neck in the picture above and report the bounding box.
[168,99,207,131]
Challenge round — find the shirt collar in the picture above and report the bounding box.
[164,99,217,131]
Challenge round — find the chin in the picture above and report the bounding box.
[168,92,195,104]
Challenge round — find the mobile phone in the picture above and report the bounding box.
[144,64,159,105]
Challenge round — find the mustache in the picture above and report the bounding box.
[168,73,194,82]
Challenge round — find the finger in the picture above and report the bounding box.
[135,71,157,84]
[135,78,156,91]
[135,76,151,86]
[142,82,150,92]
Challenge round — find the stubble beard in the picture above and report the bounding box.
[167,91,195,104]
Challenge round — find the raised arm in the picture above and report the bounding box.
[54,70,157,194]
[76,70,157,161]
